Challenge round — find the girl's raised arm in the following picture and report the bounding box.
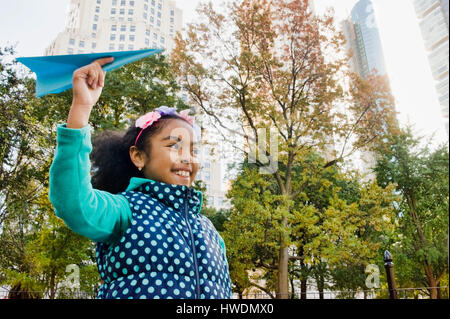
[49,57,132,244]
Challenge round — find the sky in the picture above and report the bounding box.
[0,0,448,146]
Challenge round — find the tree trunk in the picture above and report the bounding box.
[318,278,324,300]
[424,263,438,299]
[289,276,296,299]
[300,279,307,299]
[49,268,56,299]
[437,282,441,299]
[277,244,289,299]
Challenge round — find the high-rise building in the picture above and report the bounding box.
[341,0,393,179]
[342,0,388,78]
[413,0,449,134]
[44,0,182,56]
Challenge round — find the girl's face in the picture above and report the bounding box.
[133,119,199,186]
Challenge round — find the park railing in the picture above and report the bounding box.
[1,286,448,299]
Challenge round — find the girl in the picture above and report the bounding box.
[49,57,232,299]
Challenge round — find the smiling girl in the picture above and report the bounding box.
[49,57,232,299]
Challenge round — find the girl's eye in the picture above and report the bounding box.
[169,143,180,150]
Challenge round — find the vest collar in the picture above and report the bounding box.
[126,177,203,214]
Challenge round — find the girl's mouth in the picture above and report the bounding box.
[172,170,191,182]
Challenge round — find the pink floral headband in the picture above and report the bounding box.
[134,106,200,146]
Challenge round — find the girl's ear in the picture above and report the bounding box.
[129,146,147,171]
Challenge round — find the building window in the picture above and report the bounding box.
[69,38,75,45]
[94,15,99,22]
[128,9,133,15]
[152,42,157,48]
[119,44,124,50]
[171,9,174,16]
[121,0,126,5]
[130,25,136,32]
[92,42,97,49]
[150,16,154,23]
[112,0,117,5]
[151,0,155,6]
[111,8,116,14]
[153,33,157,40]
[109,43,115,50]
[158,3,161,10]
[121,25,126,32]
[79,40,85,48]
[91,33,96,38]
[157,20,161,27]
[157,12,161,18]
[110,34,116,41]
[130,0,134,6]
[95,6,100,13]
[207,196,214,207]
[96,0,101,4]
[204,171,210,182]
[120,8,125,15]
[160,36,165,44]
[143,13,147,19]
[129,35,135,41]
[68,48,74,54]
[146,29,150,36]
[145,38,149,45]
[111,25,117,31]
[151,8,155,14]
[120,34,125,41]
[128,44,134,50]
[92,24,97,31]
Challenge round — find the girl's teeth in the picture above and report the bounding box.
[175,171,189,177]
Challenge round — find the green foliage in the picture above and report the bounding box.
[223,154,398,298]
[374,128,449,297]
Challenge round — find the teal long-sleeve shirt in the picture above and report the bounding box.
[49,124,144,244]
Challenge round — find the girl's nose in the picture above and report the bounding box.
[178,148,192,164]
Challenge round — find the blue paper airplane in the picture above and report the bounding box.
[16,48,163,97]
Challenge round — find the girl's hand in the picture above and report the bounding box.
[72,57,114,109]
[67,57,114,129]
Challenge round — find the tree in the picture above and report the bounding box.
[223,154,397,299]
[374,129,449,299]
[171,0,398,298]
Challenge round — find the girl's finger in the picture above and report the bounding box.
[99,71,107,87]
[87,69,98,88]
[94,57,114,67]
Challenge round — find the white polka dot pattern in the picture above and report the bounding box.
[96,180,232,299]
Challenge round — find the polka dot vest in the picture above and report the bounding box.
[95,179,232,299]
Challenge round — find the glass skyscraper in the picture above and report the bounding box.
[346,0,388,78]
[340,0,392,179]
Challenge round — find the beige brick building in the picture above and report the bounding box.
[44,0,182,55]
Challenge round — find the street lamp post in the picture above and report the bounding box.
[384,250,398,299]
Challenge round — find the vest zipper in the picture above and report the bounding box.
[184,188,201,298]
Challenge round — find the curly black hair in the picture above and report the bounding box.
[91,114,189,194]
